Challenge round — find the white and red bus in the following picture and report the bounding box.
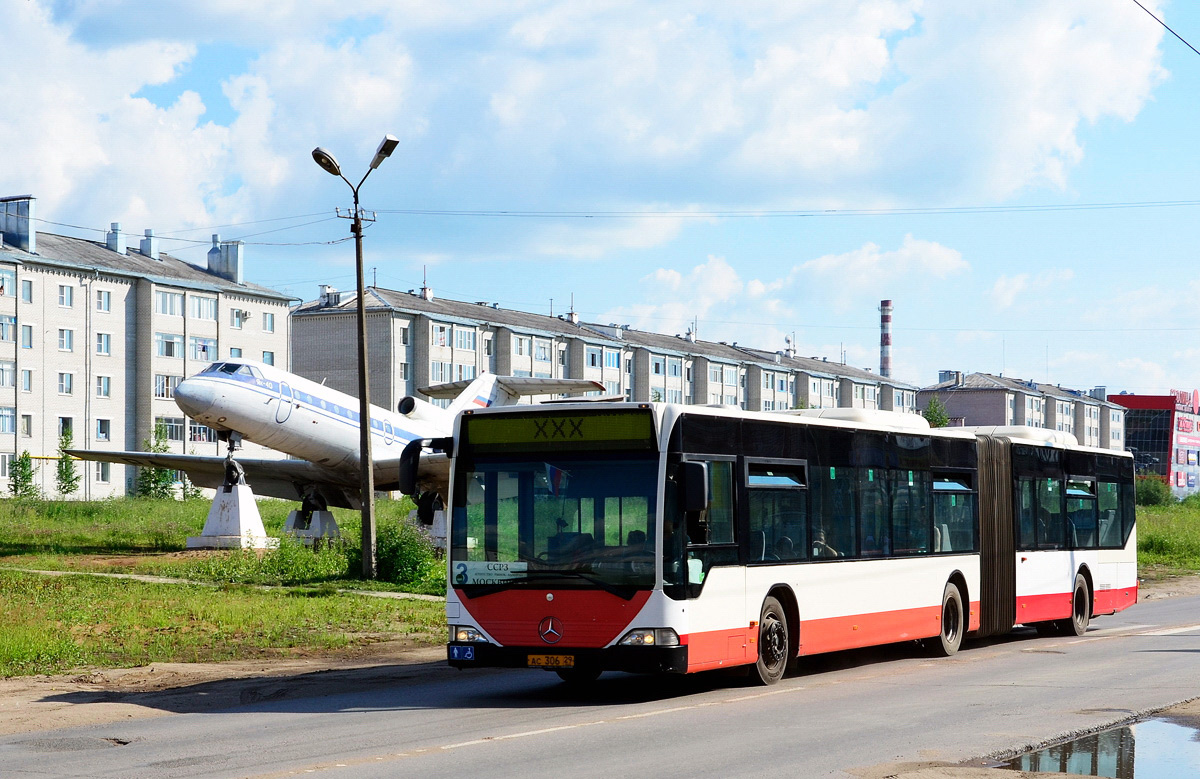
[443,403,1137,684]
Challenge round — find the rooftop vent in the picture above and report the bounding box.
[140,228,160,260]
[105,222,126,255]
[318,284,342,307]
[206,234,244,283]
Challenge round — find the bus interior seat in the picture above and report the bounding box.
[547,532,593,561]
[938,523,952,552]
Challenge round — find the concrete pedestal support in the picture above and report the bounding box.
[283,509,341,544]
[187,483,277,550]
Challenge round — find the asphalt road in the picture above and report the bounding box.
[2,595,1199,779]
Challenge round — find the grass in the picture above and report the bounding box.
[0,569,445,677]
[1137,499,1200,575]
[0,497,448,677]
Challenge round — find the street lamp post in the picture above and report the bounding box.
[312,134,399,579]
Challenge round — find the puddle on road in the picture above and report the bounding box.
[999,718,1200,777]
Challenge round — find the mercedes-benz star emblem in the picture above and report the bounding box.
[538,616,563,644]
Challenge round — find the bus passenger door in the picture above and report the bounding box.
[682,458,747,670]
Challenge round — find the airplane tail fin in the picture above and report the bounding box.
[445,373,508,417]
[419,374,607,417]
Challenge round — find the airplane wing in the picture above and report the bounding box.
[418,376,604,399]
[65,449,402,511]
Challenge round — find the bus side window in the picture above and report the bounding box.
[1097,482,1122,547]
[858,469,890,557]
[811,466,856,558]
[891,470,931,555]
[746,462,807,563]
[703,461,735,545]
[1037,477,1065,549]
[1016,479,1036,550]
[682,460,737,595]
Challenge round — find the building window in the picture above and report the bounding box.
[20,414,32,437]
[0,407,14,434]
[397,362,409,380]
[431,361,452,382]
[0,269,13,296]
[154,374,182,399]
[604,380,620,395]
[710,365,723,383]
[191,296,217,320]
[21,369,31,392]
[513,336,532,356]
[456,329,477,351]
[189,422,219,443]
[190,336,216,360]
[96,376,111,397]
[95,332,111,355]
[58,284,74,308]
[96,289,111,311]
[229,347,242,359]
[59,417,72,437]
[586,346,602,367]
[155,290,183,315]
[20,279,32,303]
[262,311,275,333]
[262,351,275,366]
[94,461,110,483]
[58,328,74,351]
[724,394,737,405]
[724,366,738,385]
[399,326,410,345]
[156,416,185,442]
[1,316,16,342]
[96,419,111,441]
[482,336,492,356]
[534,338,551,362]
[432,324,450,347]
[606,350,621,369]
[456,364,477,381]
[230,308,248,329]
[667,389,683,404]
[652,356,666,375]
[0,361,13,388]
[57,373,73,395]
[155,332,183,357]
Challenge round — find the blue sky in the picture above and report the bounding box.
[3,1,1199,394]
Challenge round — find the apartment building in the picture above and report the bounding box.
[290,284,920,416]
[917,371,1125,451]
[0,195,292,497]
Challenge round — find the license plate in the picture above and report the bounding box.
[527,654,574,668]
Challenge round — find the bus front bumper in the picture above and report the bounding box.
[447,643,688,675]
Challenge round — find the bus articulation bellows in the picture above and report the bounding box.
[441,403,1137,685]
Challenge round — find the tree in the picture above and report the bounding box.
[136,422,177,499]
[923,396,950,428]
[56,428,81,497]
[8,451,38,499]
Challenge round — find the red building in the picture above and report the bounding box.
[1110,389,1200,496]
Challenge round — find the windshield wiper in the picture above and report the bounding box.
[461,570,640,600]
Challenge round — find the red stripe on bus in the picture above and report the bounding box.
[1093,584,1138,615]
[455,589,651,648]
[1015,591,1073,624]
[685,627,756,671]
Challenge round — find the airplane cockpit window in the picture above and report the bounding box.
[247,366,264,379]
[200,362,225,374]
[218,363,242,375]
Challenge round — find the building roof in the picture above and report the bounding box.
[922,372,1122,409]
[294,286,916,387]
[0,232,294,302]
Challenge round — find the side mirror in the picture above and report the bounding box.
[680,461,709,513]
[397,439,424,496]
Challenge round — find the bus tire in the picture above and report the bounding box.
[753,596,789,685]
[555,667,601,686]
[928,581,965,657]
[1056,574,1091,636]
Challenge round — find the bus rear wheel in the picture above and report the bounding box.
[753,596,789,685]
[1056,574,1091,636]
[927,582,964,657]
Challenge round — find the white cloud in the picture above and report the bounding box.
[989,268,1074,311]
[798,234,966,310]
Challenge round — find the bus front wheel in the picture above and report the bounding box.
[928,582,964,657]
[753,596,789,685]
[1056,574,1091,637]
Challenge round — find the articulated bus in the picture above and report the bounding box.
[444,403,1137,684]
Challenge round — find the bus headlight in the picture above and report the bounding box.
[618,628,680,647]
[452,626,488,643]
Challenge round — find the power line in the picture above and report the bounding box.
[1131,0,1200,59]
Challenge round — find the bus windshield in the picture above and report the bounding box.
[450,455,658,592]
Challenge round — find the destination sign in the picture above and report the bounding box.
[463,409,656,453]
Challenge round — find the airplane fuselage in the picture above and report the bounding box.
[175,361,443,469]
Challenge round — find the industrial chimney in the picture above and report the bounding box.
[879,299,893,378]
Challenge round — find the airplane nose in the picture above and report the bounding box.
[174,380,216,417]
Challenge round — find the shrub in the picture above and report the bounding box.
[370,519,446,595]
[1135,474,1173,506]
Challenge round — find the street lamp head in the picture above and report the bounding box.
[311,147,342,177]
[369,134,400,170]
